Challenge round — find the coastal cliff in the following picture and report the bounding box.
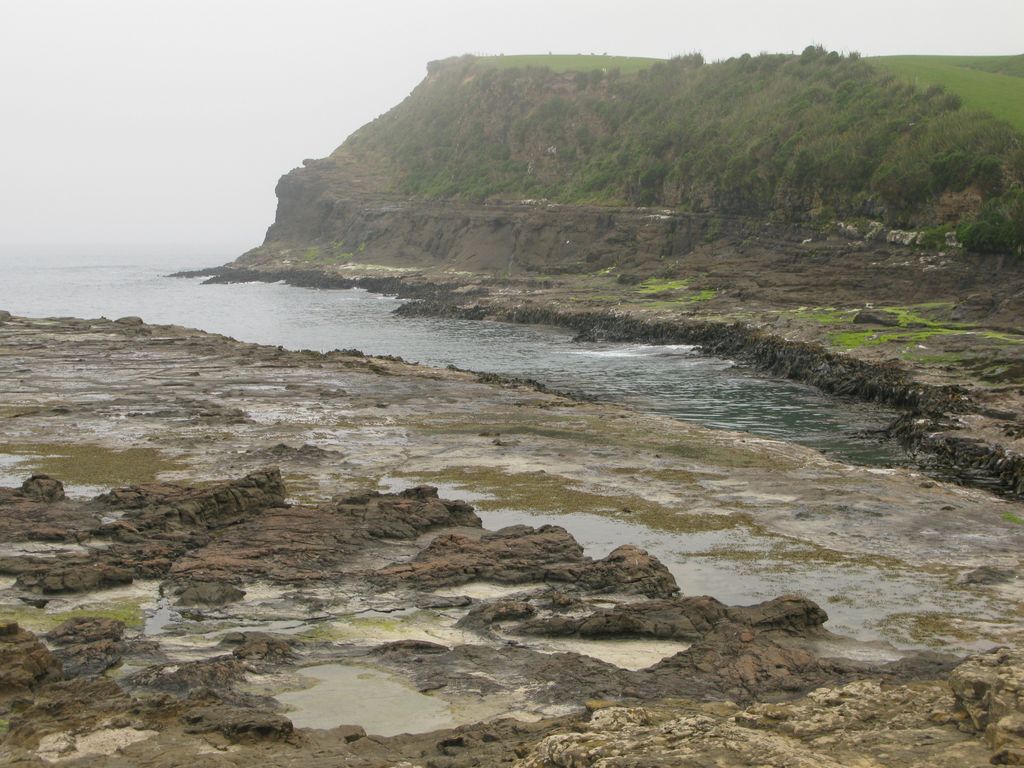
[240,49,1023,270]
[213,51,1024,498]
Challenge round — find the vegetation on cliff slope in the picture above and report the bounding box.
[336,48,1024,252]
[870,55,1024,132]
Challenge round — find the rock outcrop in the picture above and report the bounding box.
[950,647,1024,764]
[0,470,1018,767]
[0,622,63,697]
[46,617,127,677]
[371,525,678,598]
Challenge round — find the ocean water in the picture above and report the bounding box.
[0,245,900,464]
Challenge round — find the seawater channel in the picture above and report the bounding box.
[0,254,901,465]
[0,250,999,734]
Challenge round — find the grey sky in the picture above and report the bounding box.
[2,0,1021,255]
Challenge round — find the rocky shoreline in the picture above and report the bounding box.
[183,265,1024,499]
[2,313,1022,766]
[2,471,1021,766]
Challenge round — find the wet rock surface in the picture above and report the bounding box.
[515,679,996,767]
[0,622,62,696]
[371,525,678,598]
[0,469,1009,765]
[951,648,1024,764]
[46,616,127,677]
[0,314,1022,765]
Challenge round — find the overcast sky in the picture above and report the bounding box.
[1,0,1021,257]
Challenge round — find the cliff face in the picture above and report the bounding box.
[244,51,1023,270]
[248,196,717,275]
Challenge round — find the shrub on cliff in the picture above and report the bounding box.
[337,51,1021,240]
[958,191,1024,255]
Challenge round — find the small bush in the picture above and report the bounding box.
[957,193,1023,254]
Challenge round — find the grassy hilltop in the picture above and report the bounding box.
[871,55,1024,133]
[329,48,1024,254]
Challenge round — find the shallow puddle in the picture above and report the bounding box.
[0,454,32,487]
[277,664,455,735]
[476,507,993,648]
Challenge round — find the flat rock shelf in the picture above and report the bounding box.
[0,314,1022,766]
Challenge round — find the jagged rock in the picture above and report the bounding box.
[253,442,340,463]
[373,638,452,658]
[46,616,126,677]
[126,657,248,697]
[516,679,992,767]
[648,622,843,702]
[577,545,679,598]
[16,562,134,594]
[727,595,829,634]
[2,677,143,751]
[329,485,481,539]
[114,316,145,325]
[518,596,729,639]
[96,468,286,531]
[218,631,294,661]
[372,525,677,598]
[175,580,246,606]
[457,600,537,629]
[0,622,63,696]
[180,705,293,742]
[19,474,65,502]
[371,524,586,589]
[950,647,1024,763]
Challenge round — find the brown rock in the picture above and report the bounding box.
[950,647,1024,759]
[97,468,286,530]
[218,631,294,661]
[457,600,537,629]
[329,484,481,539]
[371,525,677,598]
[518,596,729,640]
[175,580,246,606]
[46,616,127,677]
[577,544,679,598]
[16,562,134,594]
[180,705,294,742]
[19,474,65,502]
[0,622,64,696]
[728,595,829,634]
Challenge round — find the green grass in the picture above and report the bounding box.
[474,54,663,75]
[1004,511,1024,525]
[870,55,1024,132]
[830,328,959,350]
[635,278,691,294]
[788,307,858,325]
[351,48,1022,226]
[632,278,716,306]
[957,54,1024,78]
[824,302,1024,351]
[0,600,145,633]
